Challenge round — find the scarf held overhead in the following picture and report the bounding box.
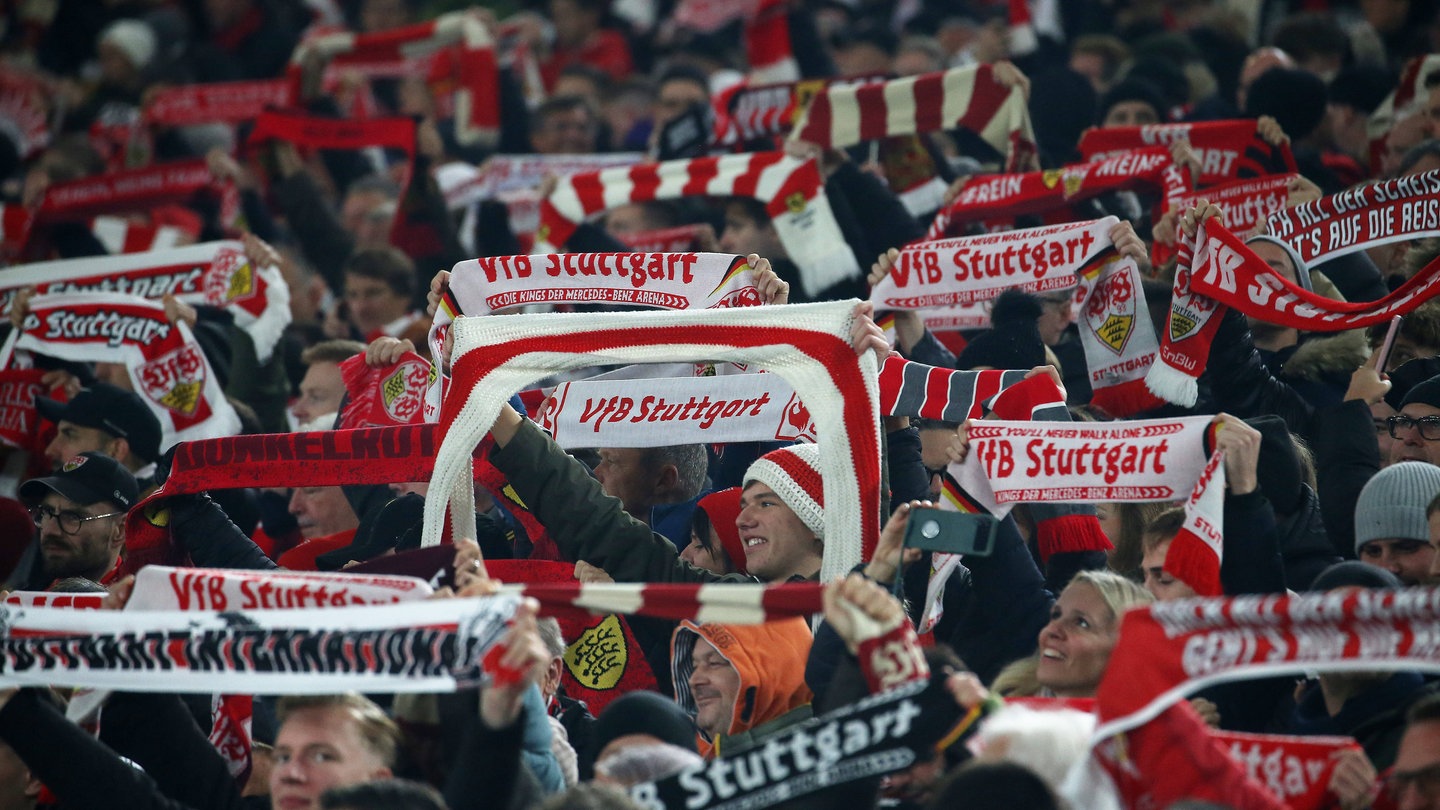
[536,152,861,297]
[1154,174,1294,265]
[1265,169,1440,265]
[0,292,241,446]
[789,64,1037,172]
[871,216,1118,309]
[1078,120,1297,187]
[433,301,882,584]
[0,241,290,363]
[1076,255,1163,417]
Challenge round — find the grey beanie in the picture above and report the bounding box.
[1353,461,1440,554]
[1245,235,1313,292]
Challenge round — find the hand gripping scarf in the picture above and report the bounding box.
[0,240,291,363]
[925,149,1187,239]
[536,153,861,298]
[1148,215,1440,405]
[288,10,499,147]
[1078,120,1297,188]
[1153,174,1293,265]
[430,301,882,584]
[0,292,241,446]
[1264,169,1440,265]
[789,64,1038,172]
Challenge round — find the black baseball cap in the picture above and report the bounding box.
[20,451,139,512]
[36,384,162,464]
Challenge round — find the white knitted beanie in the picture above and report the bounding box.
[100,19,157,71]
[743,442,825,540]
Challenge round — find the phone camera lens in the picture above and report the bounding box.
[921,520,940,539]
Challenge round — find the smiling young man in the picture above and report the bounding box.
[19,451,138,586]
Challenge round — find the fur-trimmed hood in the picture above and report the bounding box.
[1280,270,1370,383]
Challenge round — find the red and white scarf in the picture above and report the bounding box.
[871,217,1118,309]
[1163,445,1227,596]
[744,0,799,83]
[537,152,861,297]
[289,11,499,147]
[32,158,231,225]
[0,368,47,451]
[1076,255,1163,417]
[1211,731,1362,810]
[0,292,241,447]
[1265,169,1440,265]
[926,148,1186,239]
[1154,174,1293,265]
[1078,120,1297,187]
[614,225,707,253]
[0,68,51,160]
[1149,216,1440,405]
[339,350,434,430]
[1095,585,1440,739]
[90,215,193,255]
[434,301,882,584]
[952,415,1214,516]
[128,565,434,611]
[0,241,291,363]
[789,64,1038,172]
[713,74,884,147]
[143,79,290,127]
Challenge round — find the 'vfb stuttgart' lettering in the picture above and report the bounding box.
[33,310,170,348]
[974,437,1170,484]
[890,231,1096,287]
[478,253,699,290]
[579,393,773,432]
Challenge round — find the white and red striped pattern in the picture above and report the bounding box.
[745,0,800,83]
[91,216,188,255]
[502,581,823,624]
[538,152,861,297]
[789,65,1037,171]
[289,11,498,147]
[430,301,883,584]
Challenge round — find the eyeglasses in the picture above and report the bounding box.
[31,505,125,536]
[1387,414,1440,440]
[1386,762,1440,802]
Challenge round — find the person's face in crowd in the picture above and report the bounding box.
[1036,292,1075,346]
[1390,718,1440,810]
[1383,114,1428,177]
[1094,503,1121,544]
[35,492,124,582]
[918,426,955,501]
[654,78,710,130]
[834,42,892,78]
[1389,402,1440,466]
[340,190,394,251]
[594,448,661,521]
[1101,100,1160,128]
[1374,400,1399,468]
[553,74,603,109]
[1140,538,1198,601]
[1387,335,1440,373]
[44,422,122,471]
[1358,537,1437,586]
[294,362,346,425]
[548,0,598,48]
[531,106,597,154]
[289,486,360,539]
[718,202,787,260]
[737,483,821,582]
[1327,102,1370,160]
[687,636,741,736]
[359,0,411,32]
[1035,580,1120,697]
[1406,150,1440,178]
[270,706,392,810]
[343,275,409,337]
[97,39,140,87]
[680,526,731,575]
[604,204,657,235]
[892,47,942,78]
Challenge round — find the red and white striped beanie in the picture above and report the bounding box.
[744,443,825,540]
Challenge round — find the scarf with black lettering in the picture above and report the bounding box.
[925,148,1187,239]
[1264,169,1440,265]
[0,292,240,450]
[143,80,290,127]
[1147,216,1440,406]
[288,11,499,147]
[0,240,291,363]
[433,301,882,584]
[790,64,1037,172]
[1078,120,1297,187]
[536,153,861,297]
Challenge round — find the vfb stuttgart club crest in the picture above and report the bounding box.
[204,246,255,305]
[1085,264,1136,356]
[775,392,818,442]
[380,360,429,423]
[139,344,206,416]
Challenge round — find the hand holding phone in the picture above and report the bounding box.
[902,507,997,556]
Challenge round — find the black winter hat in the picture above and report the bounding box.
[956,289,1048,371]
[589,691,699,761]
[1244,67,1328,141]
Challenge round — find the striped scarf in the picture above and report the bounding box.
[537,152,861,297]
[433,301,882,584]
[789,64,1037,172]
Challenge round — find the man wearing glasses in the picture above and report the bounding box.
[1388,380,1440,467]
[19,452,137,587]
[1391,694,1440,810]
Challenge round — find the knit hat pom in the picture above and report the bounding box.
[743,443,825,540]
